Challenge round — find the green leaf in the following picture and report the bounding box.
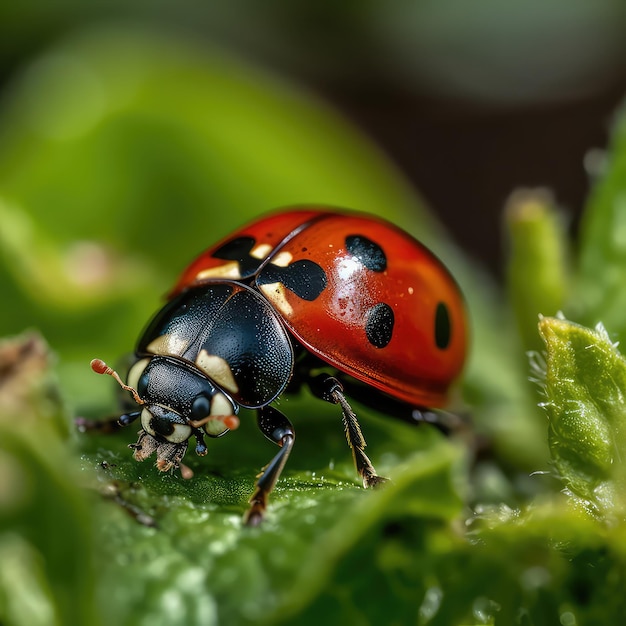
[85,432,465,626]
[456,499,626,626]
[538,315,626,519]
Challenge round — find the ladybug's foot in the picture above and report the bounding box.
[192,429,208,456]
[361,470,388,489]
[244,489,269,527]
[354,447,388,489]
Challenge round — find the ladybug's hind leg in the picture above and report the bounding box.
[245,406,295,526]
[310,375,387,489]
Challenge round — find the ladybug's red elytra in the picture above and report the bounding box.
[91,208,467,525]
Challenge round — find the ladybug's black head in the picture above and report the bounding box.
[126,356,239,444]
[138,402,194,444]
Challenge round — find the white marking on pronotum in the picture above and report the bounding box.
[147,334,189,357]
[195,350,239,394]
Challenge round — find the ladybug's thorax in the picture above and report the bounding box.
[134,281,295,409]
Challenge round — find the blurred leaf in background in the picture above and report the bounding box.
[0,333,98,626]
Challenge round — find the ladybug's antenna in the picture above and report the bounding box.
[91,358,145,405]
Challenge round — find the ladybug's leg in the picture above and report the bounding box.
[75,410,141,435]
[245,405,295,526]
[310,375,387,488]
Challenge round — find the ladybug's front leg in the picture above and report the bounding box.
[310,375,387,488]
[75,410,141,434]
[245,405,295,526]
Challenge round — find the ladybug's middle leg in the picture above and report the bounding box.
[310,375,387,489]
[245,405,295,526]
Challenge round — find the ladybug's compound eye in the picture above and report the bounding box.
[141,407,192,444]
[191,395,211,421]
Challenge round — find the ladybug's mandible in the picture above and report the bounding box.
[91,208,467,524]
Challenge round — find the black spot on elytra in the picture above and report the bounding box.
[212,236,261,278]
[345,235,387,272]
[435,302,451,349]
[365,303,394,348]
[258,260,327,301]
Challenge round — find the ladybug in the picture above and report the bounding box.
[91,208,467,525]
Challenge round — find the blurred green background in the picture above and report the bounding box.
[1,3,626,625]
